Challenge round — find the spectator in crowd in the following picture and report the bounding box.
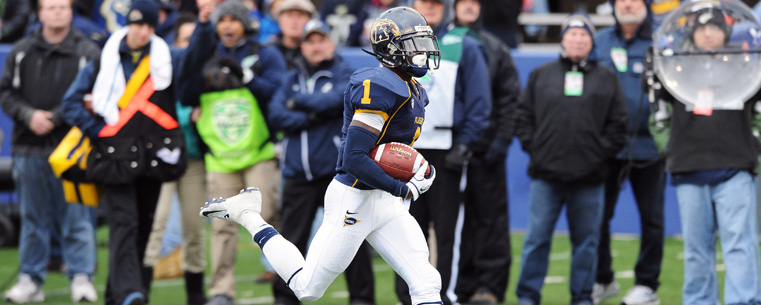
[0,0,31,43]
[61,0,188,304]
[267,19,376,305]
[592,0,666,304]
[452,0,519,303]
[514,13,628,305]
[156,0,181,42]
[648,6,761,305]
[394,0,492,304]
[142,13,208,305]
[243,0,283,43]
[346,0,399,48]
[172,12,197,49]
[178,0,286,304]
[25,0,108,45]
[0,0,100,302]
[269,0,316,69]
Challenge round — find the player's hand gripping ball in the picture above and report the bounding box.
[369,142,431,182]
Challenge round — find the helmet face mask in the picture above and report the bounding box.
[369,7,441,76]
[399,29,441,70]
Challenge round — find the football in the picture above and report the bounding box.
[369,142,430,182]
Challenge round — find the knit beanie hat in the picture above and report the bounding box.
[688,7,732,42]
[561,13,597,39]
[126,0,159,28]
[211,0,257,34]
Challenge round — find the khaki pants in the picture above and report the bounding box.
[143,159,208,273]
[207,159,280,298]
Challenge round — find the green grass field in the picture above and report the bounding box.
[0,227,727,305]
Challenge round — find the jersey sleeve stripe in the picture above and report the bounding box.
[354,109,390,121]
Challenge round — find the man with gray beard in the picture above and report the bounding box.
[592,1,665,304]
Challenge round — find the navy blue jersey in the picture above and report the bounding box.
[335,67,428,189]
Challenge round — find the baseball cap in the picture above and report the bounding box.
[277,0,316,18]
[302,19,330,40]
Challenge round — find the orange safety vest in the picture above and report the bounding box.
[98,56,178,137]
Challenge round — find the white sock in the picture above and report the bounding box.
[239,211,267,235]
[261,235,307,288]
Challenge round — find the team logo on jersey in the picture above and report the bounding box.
[370,20,399,44]
[344,216,360,227]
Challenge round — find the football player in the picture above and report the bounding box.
[199,7,443,305]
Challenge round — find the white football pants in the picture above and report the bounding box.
[260,179,442,304]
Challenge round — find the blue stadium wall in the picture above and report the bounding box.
[0,45,682,236]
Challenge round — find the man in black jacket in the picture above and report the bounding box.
[452,0,518,303]
[0,0,100,303]
[514,13,628,305]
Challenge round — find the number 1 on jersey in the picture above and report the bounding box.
[361,79,372,104]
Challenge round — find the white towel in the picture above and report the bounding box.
[92,27,173,125]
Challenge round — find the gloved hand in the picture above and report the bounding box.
[406,161,436,201]
[484,138,509,164]
[444,143,472,172]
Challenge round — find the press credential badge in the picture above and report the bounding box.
[565,71,583,96]
[611,47,628,72]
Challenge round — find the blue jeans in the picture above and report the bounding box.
[676,171,761,305]
[15,155,95,285]
[516,179,604,305]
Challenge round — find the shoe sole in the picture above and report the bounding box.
[621,301,659,305]
[5,293,45,303]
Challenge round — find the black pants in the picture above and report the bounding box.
[103,178,162,305]
[455,154,511,302]
[596,159,665,290]
[273,176,376,305]
[395,149,463,305]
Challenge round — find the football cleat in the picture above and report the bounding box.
[200,187,262,224]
